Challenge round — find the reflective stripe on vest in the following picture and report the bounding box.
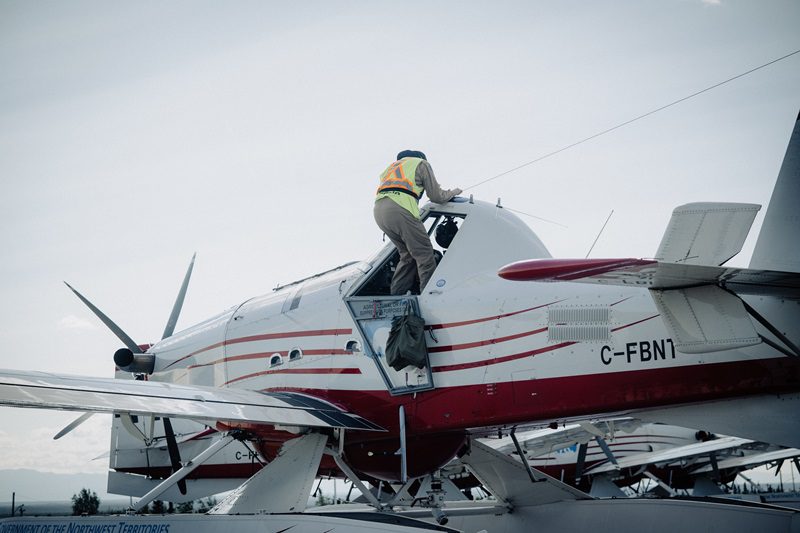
[376,158,424,199]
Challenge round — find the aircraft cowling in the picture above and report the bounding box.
[341,431,470,482]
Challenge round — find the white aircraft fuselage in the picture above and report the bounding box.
[135,196,800,483]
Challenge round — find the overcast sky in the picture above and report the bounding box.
[1,0,799,495]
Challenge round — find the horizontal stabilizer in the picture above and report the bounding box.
[498,258,800,298]
[0,369,383,431]
[656,202,760,266]
[498,258,657,283]
[652,285,760,353]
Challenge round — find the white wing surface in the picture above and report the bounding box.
[692,448,800,474]
[0,369,383,431]
[584,436,753,475]
[482,420,640,458]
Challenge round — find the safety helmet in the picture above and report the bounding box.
[397,150,427,161]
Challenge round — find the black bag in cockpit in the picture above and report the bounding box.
[385,303,428,371]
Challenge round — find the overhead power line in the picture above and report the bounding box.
[464,48,800,192]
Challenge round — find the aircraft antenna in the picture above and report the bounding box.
[504,206,568,228]
[585,210,614,258]
[462,48,800,192]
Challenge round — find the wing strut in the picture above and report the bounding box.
[575,442,588,484]
[510,427,542,484]
[132,431,238,512]
[709,451,722,482]
[595,436,619,467]
[643,471,676,497]
[328,447,384,509]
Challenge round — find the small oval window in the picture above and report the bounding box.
[345,340,361,353]
[269,353,283,367]
[289,348,302,361]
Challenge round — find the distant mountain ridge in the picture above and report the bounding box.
[0,469,120,504]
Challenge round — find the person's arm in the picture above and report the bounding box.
[416,161,462,204]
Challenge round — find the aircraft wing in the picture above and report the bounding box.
[691,447,800,474]
[0,369,383,431]
[583,435,753,475]
[497,258,800,298]
[482,419,640,458]
[482,424,594,456]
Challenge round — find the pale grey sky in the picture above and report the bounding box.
[1,0,799,493]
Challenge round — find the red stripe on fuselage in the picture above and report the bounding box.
[427,300,567,330]
[213,313,658,379]
[188,349,351,370]
[225,367,361,386]
[610,296,634,306]
[613,314,659,332]
[425,309,654,366]
[432,341,575,373]
[164,328,353,369]
[428,327,548,353]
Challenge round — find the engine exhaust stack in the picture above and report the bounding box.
[114,348,155,374]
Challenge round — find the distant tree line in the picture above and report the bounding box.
[71,488,99,515]
[70,489,218,516]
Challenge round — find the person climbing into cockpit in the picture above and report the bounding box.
[374,150,461,295]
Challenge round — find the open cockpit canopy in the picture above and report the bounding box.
[352,197,551,297]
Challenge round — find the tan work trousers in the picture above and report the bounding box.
[374,197,437,295]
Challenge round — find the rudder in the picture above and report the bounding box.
[750,111,800,272]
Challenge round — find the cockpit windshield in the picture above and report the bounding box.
[352,211,466,297]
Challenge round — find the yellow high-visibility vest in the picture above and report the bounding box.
[376,157,425,218]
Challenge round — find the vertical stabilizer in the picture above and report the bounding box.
[750,112,800,272]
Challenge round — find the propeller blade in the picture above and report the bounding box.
[163,417,187,495]
[53,412,94,440]
[63,282,142,354]
[162,253,196,340]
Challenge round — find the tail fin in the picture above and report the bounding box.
[656,202,760,266]
[750,112,800,272]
